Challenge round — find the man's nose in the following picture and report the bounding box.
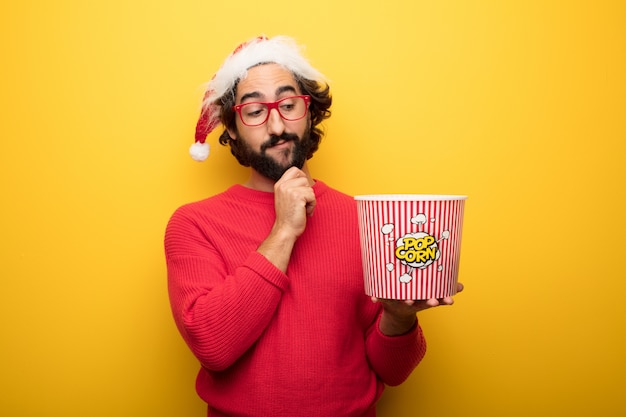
[266,108,285,136]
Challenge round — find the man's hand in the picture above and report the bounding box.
[257,167,315,273]
[374,282,465,336]
[272,167,316,238]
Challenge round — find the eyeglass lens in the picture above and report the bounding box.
[238,96,308,126]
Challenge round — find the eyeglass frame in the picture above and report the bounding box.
[232,95,311,127]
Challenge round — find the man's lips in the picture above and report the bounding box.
[264,139,291,151]
[261,134,298,152]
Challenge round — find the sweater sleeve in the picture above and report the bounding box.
[365,314,427,386]
[165,207,289,371]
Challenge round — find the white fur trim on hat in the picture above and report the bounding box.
[207,35,324,105]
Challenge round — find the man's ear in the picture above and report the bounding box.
[227,127,237,140]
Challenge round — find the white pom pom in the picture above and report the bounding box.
[189,142,210,161]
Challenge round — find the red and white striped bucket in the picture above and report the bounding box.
[355,195,467,300]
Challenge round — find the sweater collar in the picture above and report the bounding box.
[228,180,328,205]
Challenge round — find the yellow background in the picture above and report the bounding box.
[1,1,625,416]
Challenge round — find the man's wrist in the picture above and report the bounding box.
[379,313,417,336]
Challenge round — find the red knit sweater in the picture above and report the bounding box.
[165,181,426,417]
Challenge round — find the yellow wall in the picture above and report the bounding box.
[1,1,624,416]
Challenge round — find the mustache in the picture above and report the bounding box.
[260,133,300,152]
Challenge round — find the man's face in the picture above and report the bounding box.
[227,63,312,181]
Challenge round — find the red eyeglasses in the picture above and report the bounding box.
[233,95,311,126]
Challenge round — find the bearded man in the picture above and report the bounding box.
[165,35,462,417]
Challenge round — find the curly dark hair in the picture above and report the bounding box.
[216,73,332,166]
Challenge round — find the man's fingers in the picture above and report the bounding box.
[305,201,316,216]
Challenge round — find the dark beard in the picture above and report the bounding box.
[239,126,312,182]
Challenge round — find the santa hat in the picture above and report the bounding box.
[190,35,326,161]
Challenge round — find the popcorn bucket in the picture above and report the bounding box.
[355,195,467,300]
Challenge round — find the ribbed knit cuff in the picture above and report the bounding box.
[375,313,419,342]
[243,251,290,291]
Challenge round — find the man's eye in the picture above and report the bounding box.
[245,106,266,118]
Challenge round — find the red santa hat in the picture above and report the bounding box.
[190,35,325,161]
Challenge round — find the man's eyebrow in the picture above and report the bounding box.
[239,85,298,104]
[240,91,262,103]
[276,85,298,96]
